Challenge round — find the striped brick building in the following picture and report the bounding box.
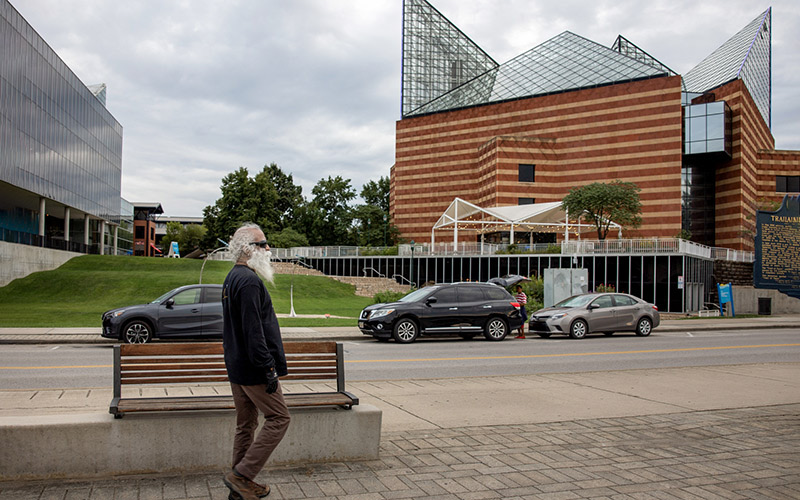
[391,0,799,252]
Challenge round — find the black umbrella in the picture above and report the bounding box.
[488,274,531,288]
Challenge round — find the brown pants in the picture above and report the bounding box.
[230,382,291,480]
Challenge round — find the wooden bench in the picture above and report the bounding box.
[109,341,358,418]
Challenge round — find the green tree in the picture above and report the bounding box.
[202,164,304,248]
[257,163,304,232]
[302,176,356,246]
[269,227,309,248]
[351,176,401,246]
[561,181,642,240]
[161,222,207,255]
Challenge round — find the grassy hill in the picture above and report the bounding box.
[0,255,373,327]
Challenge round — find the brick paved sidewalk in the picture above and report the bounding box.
[2,404,798,500]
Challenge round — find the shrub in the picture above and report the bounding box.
[373,290,406,304]
[595,283,616,293]
[360,246,399,256]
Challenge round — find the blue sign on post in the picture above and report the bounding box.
[717,282,734,317]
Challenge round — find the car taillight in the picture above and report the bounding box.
[511,302,520,309]
[652,305,659,310]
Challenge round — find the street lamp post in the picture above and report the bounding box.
[383,214,387,247]
[409,240,415,288]
[289,255,298,317]
[199,241,229,284]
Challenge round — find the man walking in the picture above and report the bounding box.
[222,223,290,500]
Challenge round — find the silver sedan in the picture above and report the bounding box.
[529,293,660,339]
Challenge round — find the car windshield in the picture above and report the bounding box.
[398,286,439,303]
[554,294,598,308]
[150,289,178,304]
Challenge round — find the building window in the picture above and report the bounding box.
[135,226,145,239]
[776,175,800,193]
[519,198,535,205]
[518,164,535,182]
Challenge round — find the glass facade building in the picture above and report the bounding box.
[0,0,123,251]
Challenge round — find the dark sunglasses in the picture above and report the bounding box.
[249,240,268,248]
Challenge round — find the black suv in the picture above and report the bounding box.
[358,282,524,343]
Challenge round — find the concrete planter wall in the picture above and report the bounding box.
[0,405,382,481]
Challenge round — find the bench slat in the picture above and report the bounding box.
[122,368,336,378]
[113,392,355,413]
[121,370,229,378]
[121,376,230,384]
[121,357,223,365]
[120,361,337,372]
[120,344,223,356]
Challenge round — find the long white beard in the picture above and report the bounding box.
[247,250,275,284]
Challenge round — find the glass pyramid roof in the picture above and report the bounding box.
[402,0,498,117]
[408,31,670,116]
[612,35,678,79]
[682,8,771,126]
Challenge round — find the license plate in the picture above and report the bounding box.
[358,321,365,328]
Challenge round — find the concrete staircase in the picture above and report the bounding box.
[273,262,411,298]
[272,262,327,277]
[332,276,412,298]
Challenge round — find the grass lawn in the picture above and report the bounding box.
[0,255,374,327]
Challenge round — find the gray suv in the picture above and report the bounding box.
[358,282,525,343]
[101,284,223,343]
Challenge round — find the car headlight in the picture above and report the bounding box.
[550,313,566,320]
[112,310,127,318]
[369,309,395,319]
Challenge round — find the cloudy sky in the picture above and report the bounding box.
[13,0,800,216]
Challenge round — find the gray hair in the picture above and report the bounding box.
[228,223,262,262]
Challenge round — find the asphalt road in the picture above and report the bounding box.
[1,328,799,389]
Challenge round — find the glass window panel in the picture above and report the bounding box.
[690,141,707,154]
[706,114,724,140]
[690,116,706,142]
[706,102,725,115]
[707,139,725,152]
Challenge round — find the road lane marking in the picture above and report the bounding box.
[345,343,800,363]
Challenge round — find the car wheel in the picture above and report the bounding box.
[123,320,153,344]
[602,332,614,336]
[636,317,653,336]
[569,319,588,339]
[537,332,552,338]
[484,317,508,341]
[392,318,418,343]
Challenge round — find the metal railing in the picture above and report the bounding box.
[362,267,385,278]
[271,238,753,262]
[4,228,753,263]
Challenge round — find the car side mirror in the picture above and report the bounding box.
[164,298,175,309]
[426,296,438,305]
[587,303,598,310]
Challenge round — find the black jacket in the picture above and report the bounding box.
[222,264,287,384]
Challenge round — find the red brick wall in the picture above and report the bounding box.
[711,80,776,251]
[393,76,684,243]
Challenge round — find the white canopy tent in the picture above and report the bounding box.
[431,197,622,252]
